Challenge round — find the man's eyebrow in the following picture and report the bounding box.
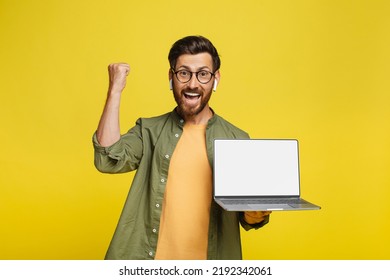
[176,65,211,71]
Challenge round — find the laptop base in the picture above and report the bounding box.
[215,197,321,211]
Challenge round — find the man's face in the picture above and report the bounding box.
[170,52,219,120]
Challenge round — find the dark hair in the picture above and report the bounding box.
[168,35,221,72]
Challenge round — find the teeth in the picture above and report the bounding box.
[185,92,200,97]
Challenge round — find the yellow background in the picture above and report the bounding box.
[1,0,389,260]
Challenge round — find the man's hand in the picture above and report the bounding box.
[244,211,272,225]
[108,63,130,95]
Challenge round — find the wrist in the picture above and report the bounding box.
[107,86,123,97]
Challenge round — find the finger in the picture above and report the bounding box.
[244,211,262,218]
[245,211,272,218]
[108,63,130,74]
[119,63,130,75]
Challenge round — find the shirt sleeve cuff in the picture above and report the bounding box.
[92,131,121,156]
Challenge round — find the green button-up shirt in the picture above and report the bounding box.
[93,109,269,260]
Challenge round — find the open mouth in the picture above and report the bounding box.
[184,92,201,100]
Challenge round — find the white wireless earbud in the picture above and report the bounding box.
[213,80,218,91]
[169,79,173,90]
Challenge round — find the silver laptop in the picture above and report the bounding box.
[213,139,321,211]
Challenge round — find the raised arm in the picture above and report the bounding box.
[96,63,130,147]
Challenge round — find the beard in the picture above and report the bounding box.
[173,87,212,119]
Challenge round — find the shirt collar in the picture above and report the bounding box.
[171,107,217,127]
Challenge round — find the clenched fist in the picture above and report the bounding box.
[107,63,130,95]
[244,211,272,225]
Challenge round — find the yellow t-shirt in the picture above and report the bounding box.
[155,124,212,260]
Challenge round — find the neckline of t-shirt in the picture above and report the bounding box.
[184,123,207,130]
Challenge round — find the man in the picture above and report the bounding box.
[93,36,271,260]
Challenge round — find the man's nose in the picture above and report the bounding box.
[187,73,199,88]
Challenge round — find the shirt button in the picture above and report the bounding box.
[149,252,153,256]
[175,134,179,138]
[152,228,157,233]
[156,204,160,208]
[161,178,165,183]
[165,154,169,159]
[180,119,184,123]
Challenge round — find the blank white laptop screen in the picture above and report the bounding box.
[214,139,300,197]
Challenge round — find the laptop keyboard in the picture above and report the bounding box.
[221,198,303,205]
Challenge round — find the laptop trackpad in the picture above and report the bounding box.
[248,204,290,210]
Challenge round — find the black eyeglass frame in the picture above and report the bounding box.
[171,68,216,84]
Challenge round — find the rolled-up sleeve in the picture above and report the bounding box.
[92,121,143,174]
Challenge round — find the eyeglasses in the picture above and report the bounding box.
[171,69,215,84]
